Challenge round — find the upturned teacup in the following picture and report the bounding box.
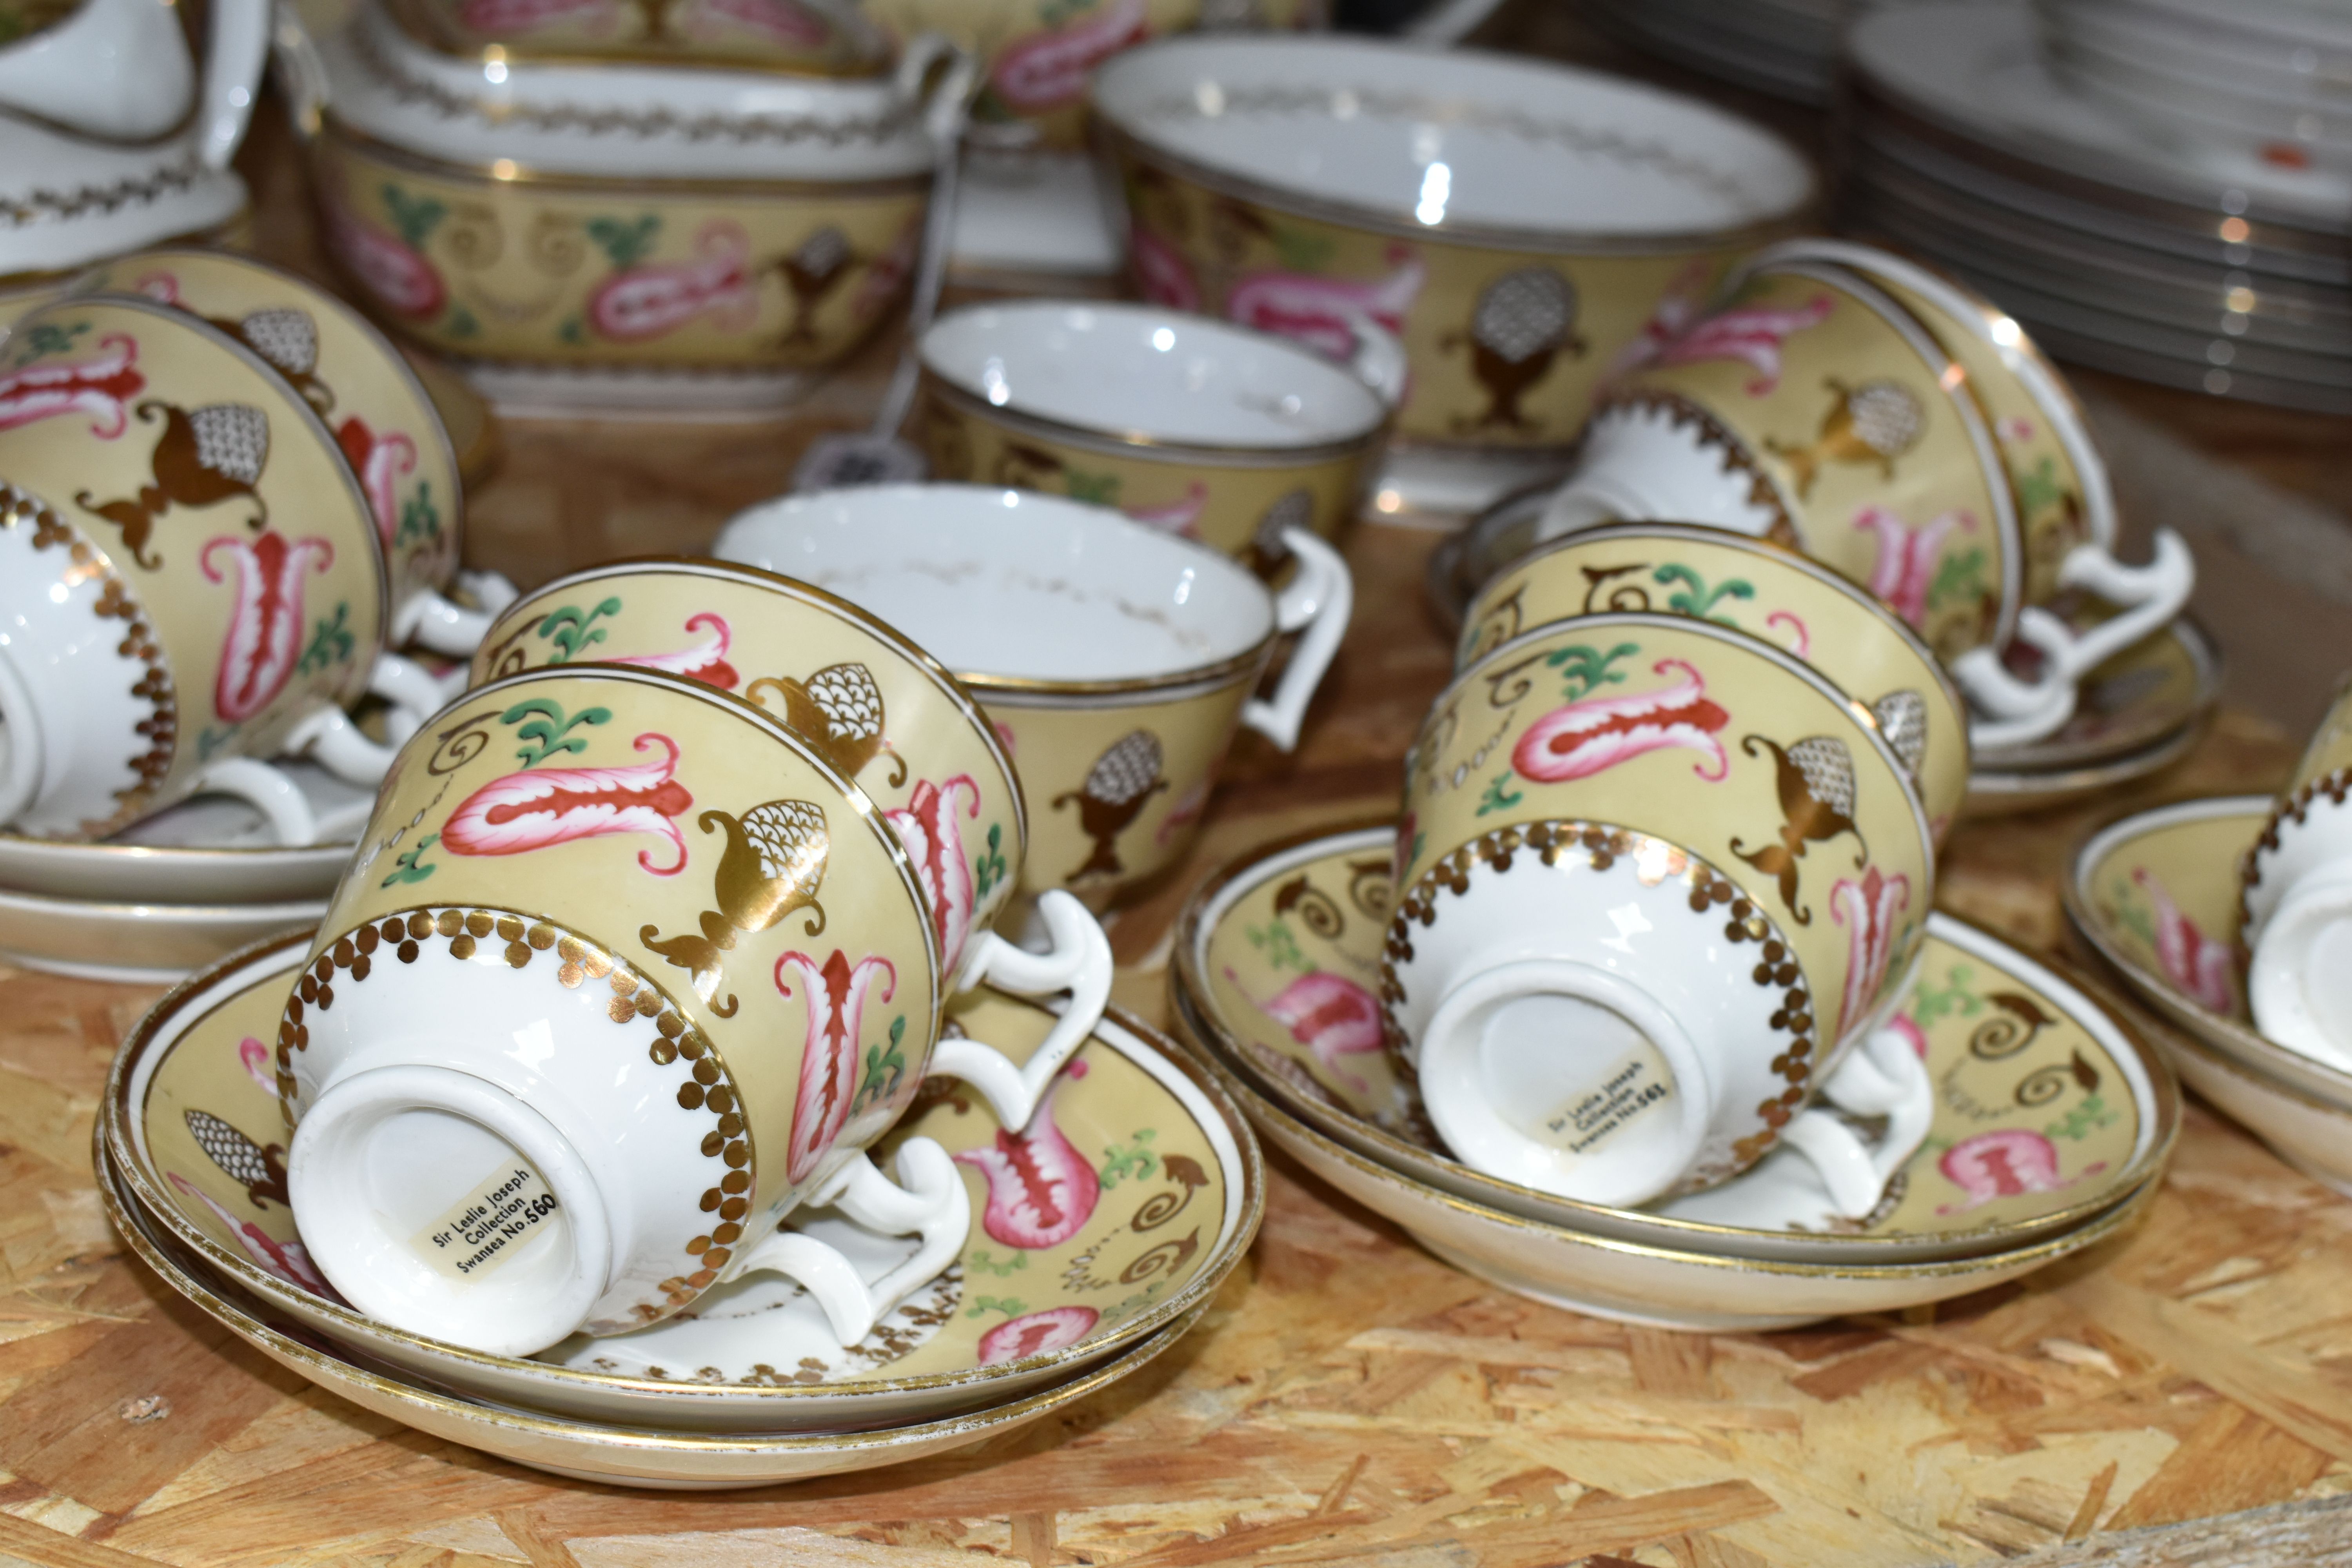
[1539,254,2194,747]
[1458,523,1970,840]
[0,294,434,844]
[469,557,1028,981]
[916,299,1394,570]
[714,485,1352,909]
[1391,612,1936,1210]
[2243,673,2352,1062]
[278,665,1112,1357]
[68,247,502,656]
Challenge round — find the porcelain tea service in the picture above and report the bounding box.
[2235,679,2352,1066]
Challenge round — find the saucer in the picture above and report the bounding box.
[0,891,321,985]
[1963,708,2211,818]
[101,1150,1202,1490]
[0,760,370,904]
[2068,795,2352,1194]
[1175,824,2174,1266]
[104,931,1261,1433]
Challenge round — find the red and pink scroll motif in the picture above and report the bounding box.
[1229,967,1383,1096]
[978,1304,1099,1365]
[610,613,739,690]
[1647,293,1833,397]
[589,221,759,342]
[953,1059,1099,1249]
[884,774,980,976]
[322,195,447,321]
[1131,228,1201,315]
[1225,246,1426,363]
[1604,257,1714,381]
[1936,1129,2102,1216]
[459,0,609,34]
[699,0,829,45]
[1124,481,1207,541]
[239,1036,275,1092]
[441,733,695,875]
[1829,866,1912,1044]
[335,416,419,550]
[201,533,335,724]
[775,949,897,1185]
[2133,867,2236,1013]
[1512,659,1730,785]
[1853,506,1976,631]
[168,1172,339,1297]
[0,333,145,437]
[989,0,1146,114]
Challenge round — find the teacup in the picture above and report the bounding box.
[713,485,1352,908]
[0,294,434,845]
[1458,523,1969,840]
[2243,674,2352,1062]
[68,247,502,655]
[1091,35,1815,473]
[916,298,1394,570]
[1538,255,2194,748]
[278,664,1112,1357]
[467,557,1033,985]
[1392,611,1935,1209]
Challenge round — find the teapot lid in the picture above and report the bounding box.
[380,0,891,78]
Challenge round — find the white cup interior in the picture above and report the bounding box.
[713,486,1275,684]
[921,300,1388,451]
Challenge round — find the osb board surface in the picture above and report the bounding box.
[8,501,2352,1565]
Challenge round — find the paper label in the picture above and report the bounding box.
[410,1162,560,1281]
[1536,1043,1673,1155]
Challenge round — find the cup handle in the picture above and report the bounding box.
[1776,1024,1935,1219]
[926,890,1113,1132]
[283,652,446,784]
[1953,530,2196,750]
[196,0,270,170]
[393,571,521,659]
[1240,528,1352,753]
[1341,309,1409,410]
[191,756,321,846]
[730,1138,969,1347]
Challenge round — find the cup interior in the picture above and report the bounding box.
[713,486,1275,685]
[1093,35,1814,239]
[922,301,1388,451]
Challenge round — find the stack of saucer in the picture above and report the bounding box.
[1588,0,1853,105]
[1843,0,2352,413]
[1174,825,2174,1329]
[0,247,513,982]
[2069,677,2352,1192]
[100,936,1261,1486]
[1429,236,2219,815]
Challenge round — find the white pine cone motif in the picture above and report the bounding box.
[190,404,270,486]
[1085,730,1165,806]
[1254,488,1312,554]
[1871,690,1928,779]
[185,1109,271,1189]
[1845,380,1924,459]
[241,309,319,378]
[743,799,829,891]
[804,663,884,743]
[1474,269,1575,365]
[795,226,851,281]
[1786,735,1857,821]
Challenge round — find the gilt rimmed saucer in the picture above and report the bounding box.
[1175,824,2174,1269]
[103,930,1261,1433]
[2067,794,2352,1193]
[100,1149,1203,1491]
[0,892,322,985]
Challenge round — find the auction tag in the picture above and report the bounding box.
[410,1162,561,1282]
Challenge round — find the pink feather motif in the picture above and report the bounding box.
[1852,506,1976,630]
[459,0,609,32]
[441,732,695,875]
[1124,482,1208,541]
[611,612,739,691]
[1130,227,1201,314]
[698,0,829,44]
[1227,967,1383,1096]
[1513,658,1730,784]
[2134,867,2236,1013]
[1936,1129,2100,1216]
[238,1036,275,1093]
[1651,293,1834,396]
[884,774,980,976]
[588,221,758,343]
[167,1172,340,1298]
[989,0,1146,113]
[775,949,897,1185]
[1604,256,1715,381]
[334,416,419,550]
[321,191,446,321]
[0,333,145,437]
[1225,246,1426,362]
[201,533,336,724]
[1829,867,1912,1044]
[978,1304,1099,1365]
[953,1059,1100,1249]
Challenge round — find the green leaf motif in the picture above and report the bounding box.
[1246,918,1308,975]
[1544,641,1641,701]
[1100,1129,1158,1189]
[1925,548,1988,613]
[536,598,622,664]
[855,1015,909,1114]
[1652,563,1755,624]
[297,603,355,675]
[1909,964,1981,1027]
[1475,770,1524,817]
[2015,455,2069,520]
[443,305,480,341]
[967,1294,1025,1320]
[397,483,441,548]
[381,832,441,888]
[2045,1093,2118,1143]
[586,215,662,269]
[9,320,88,365]
[501,697,611,768]
[381,185,447,250]
[973,822,1008,902]
[967,1249,1027,1279]
[1063,468,1122,507]
[1269,226,1336,274]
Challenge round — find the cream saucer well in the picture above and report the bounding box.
[100,1149,1202,1491]
[2068,795,2352,1195]
[1176,825,2174,1267]
[0,759,370,904]
[104,932,1261,1433]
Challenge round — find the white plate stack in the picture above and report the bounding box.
[1842,0,2352,412]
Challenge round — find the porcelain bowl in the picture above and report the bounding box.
[1091,34,1814,457]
